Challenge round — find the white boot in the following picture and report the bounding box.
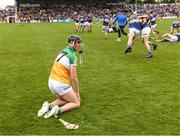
[44,105,60,118]
[116,38,121,41]
[37,101,50,117]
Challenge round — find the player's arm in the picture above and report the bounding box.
[124,17,130,28]
[112,16,117,25]
[170,26,174,34]
[70,66,80,101]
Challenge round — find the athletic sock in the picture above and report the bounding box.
[127,44,132,48]
[58,107,61,114]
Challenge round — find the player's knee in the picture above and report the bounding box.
[74,101,80,108]
[77,102,80,108]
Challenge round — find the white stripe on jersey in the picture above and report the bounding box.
[55,54,70,70]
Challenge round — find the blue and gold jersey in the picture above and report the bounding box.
[102,15,110,26]
[87,16,92,23]
[149,14,157,26]
[138,16,150,29]
[176,34,180,41]
[75,18,79,23]
[80,16,85,23]
[128,17,142,31]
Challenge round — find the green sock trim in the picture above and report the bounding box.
[58,107,61,114]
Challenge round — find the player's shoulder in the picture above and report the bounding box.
[64,46,75,54]
[63,47,75,62]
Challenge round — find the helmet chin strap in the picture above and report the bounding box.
[69,43,74,47]
[69,41,75,47]
[69,42,78,51]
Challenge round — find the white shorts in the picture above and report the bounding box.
[128,28,140,37]
[151,24,157,29]
[88,22,92,26]
[170,35,178,42]
[84,22,89,26]
[80,23,85,26]
[108,28,113,32]
[75,22,79,26]
[142,27,151,37]
[48,78,72,96]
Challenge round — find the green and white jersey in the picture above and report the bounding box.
[49,46,77,84]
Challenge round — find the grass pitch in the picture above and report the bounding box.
[0,19,180,135]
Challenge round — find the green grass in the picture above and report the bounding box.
[0,19,180,135]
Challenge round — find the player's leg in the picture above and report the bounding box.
[116,26,121,41]
[154,29,160,34]
[104,29,108,39]
[159,33,173,42]
[82,25,85,32]
[102,26,108,39]
[151,25,158,40]
[87,22,91,32]
[143,36,153,58]
[37,101,51,117]
[50,95,67,107]
[85,22,88,32]
[149,29,158,50]
[88,23,91,32]
[151,29,156,39]
[77,24,80,32]
[76,25,79,32]
[167,35,178,42]
[149,41,158,50]
[44,89,80,118]
[120,26,127,36]
[42,79,75,118]
[79,24,82,32]
[87,24,89,32]
[125,33,134,53]
[125,28,139,53]
[59,90,80,113]
[89,23,92,32]
[142,27,152,58]
[39,96,66,117]
[161,33,169,38]
[37,79,56,117]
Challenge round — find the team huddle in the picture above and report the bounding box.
[74,11,180,58]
